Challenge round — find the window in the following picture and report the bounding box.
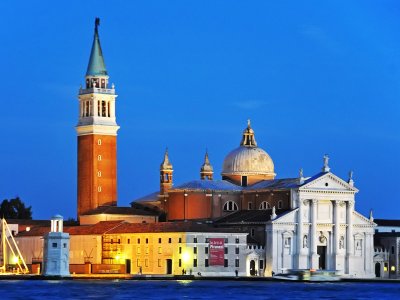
[248,202,253,210]
[137,238,141,244]
[101,101,106,117]
[158,259,162,267]
[145,259,149,267]
[278,200,283,209]
[259,260,264,270]
[224,247,228,254]
[118,239,121,244]
[97,139,102,145]
[235,238,239,244]
[146,238,149,244]
[392,246,395,254]
[179,259,182,267]
[168,238,172,244]
[179,247,182,254]
[97,186,102,192]
[242,176,248,187]
[223,201,238,212]
[97,155,102,161]
[145,247,149,254]
[97,101,101,116]
[259,201,270,210]
[107,101,111,117]
[158,247,162,254]
[205,247,209,254]
[235,259,239,267]
[224,259,228,267]
[63,243,67,248]
[194,237,198,243]
[224,238,228,243]
[205,238,209,243]
[235,247,239,254]
[52,243,57,248]
[205,259,209,267]
[194,247,197,254]
[127,239,130,244]
[137,247,141,254]
[178,238,182,243]
[137,259,140,267]
[251,228,255,237]
[193,259,197,267]
[159,238,162,243]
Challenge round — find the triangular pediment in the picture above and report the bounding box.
[272,209,298,223]
[300,172,358,192]
[353,211,376,226]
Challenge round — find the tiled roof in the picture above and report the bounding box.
[16,221,243,237]
[247,178,300,190]
[215,209,290,224]
[375,219,400,227]
[132,191,161,203]
[172,180,242,192]
[81,206,158,216]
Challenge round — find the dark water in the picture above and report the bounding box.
[0,280,399,299]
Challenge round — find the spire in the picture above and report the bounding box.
[299,168,305,184]
[322,154,330,172]
[160,148,173,171]
[240,119,257,147]
[200,150,214,180]
[369,209,374,222]
[86,18,108,77]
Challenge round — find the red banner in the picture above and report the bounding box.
[209,238,224,266]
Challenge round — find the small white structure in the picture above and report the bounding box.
[42,215,70,276]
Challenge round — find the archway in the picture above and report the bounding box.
[375,262,381,278]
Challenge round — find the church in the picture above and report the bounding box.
[13,19,376,278]
[135,120,376,277]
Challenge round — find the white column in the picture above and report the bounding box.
[93,99,98,117]
[333,200,339,255]
[346,200,354,274]
[311,199,318,269]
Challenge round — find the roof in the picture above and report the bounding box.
[173,180,242,192]
[86,19,107,76]
[375,219,400,227]
[81,206,158,216]
[215,209,290,224]
[16,220,243,237]
[375,232,400,238]
[247,178,300,190]
[132,191,161,203]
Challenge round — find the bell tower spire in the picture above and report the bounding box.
[200,150,214,180]
[160,148,173,194]
[76,18,119,220]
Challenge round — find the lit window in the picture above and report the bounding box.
[97,139,102,145]
[145,247,149,254]
[98,186,102,192]
[158,247,162,254]
[98,155,102,161]
[145,259,149,267]
[97,171,101,177]
[223,201,238,212]
[137,259,140,267]
[137,248,141,254]
[158,259,162,267]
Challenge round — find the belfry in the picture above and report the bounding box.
[76,18,119,219]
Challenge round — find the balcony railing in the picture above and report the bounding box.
[79,87,115,95]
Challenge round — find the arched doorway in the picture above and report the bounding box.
[375,262,381,278]
[250,260,256,276]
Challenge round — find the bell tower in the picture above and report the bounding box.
[76,18,119,219]
[200,151,213,180]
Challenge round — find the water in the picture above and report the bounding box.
[0,280,399,299]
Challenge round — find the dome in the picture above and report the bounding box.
[221,120,275,179]
[222,146,275,176]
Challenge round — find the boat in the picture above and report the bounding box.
[273,269,341,282]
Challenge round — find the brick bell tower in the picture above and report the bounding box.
[76,18,119,219]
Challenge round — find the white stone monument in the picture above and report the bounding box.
[42,215,70,276]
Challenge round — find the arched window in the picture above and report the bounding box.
[259,201,270,210]
[223,201,238,212]
[278,200,283,209]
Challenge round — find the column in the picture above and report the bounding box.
[346,200,354,274]
[93,99,98,117]
[297,198,304,268]
[311,199,318,269]
[333,200,339,255]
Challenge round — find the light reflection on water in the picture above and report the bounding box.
[0,280,399,299]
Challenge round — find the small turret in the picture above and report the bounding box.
[240,119,257,147]
[200,150,213,180]
[160,148,173,194]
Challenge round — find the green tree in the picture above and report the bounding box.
[0,197,32,219]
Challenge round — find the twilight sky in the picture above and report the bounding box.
[1,1,399,220]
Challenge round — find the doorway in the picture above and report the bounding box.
[250,260,256,276]
[166,259,172,274]
[317,246,326,270]
[375,263,381,278]
[125,259,131,274]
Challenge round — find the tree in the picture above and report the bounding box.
[0,197,32,219]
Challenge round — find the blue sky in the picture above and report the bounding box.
[0,1,399,219]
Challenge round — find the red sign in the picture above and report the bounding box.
[209,238,225,266]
